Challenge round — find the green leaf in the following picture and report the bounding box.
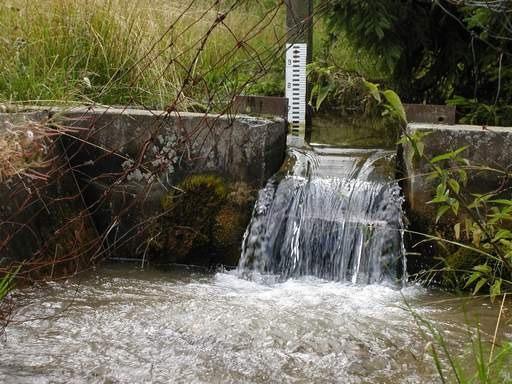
[489,199,512,206]
[431,146,469,163]
[436,183,446,197]
[429,195,448,204]
[452,146,470,157]
[397,135,409,145]
[316,84,332,111]
[464,271,481,288]
[457,169,468,186]
[383,90,406,122]
[451,200,460,216]
[493,229,512,243]
[473,277,487,295]
[490,279,502,303]
[436,205,450,223]
[430,152,453,164]
[416,141,425,157]
[473,264,492,274]
[448,179,460,194]
[363,80,381,103]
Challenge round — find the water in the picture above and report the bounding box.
[239,146,404,284]
[2,118,510,383]
[1,266,509,384]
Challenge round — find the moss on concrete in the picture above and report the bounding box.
[153,175,256,266]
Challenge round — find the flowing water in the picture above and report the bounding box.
[1,266,510,384]
[239,147,404,284]
[1,117,511,383]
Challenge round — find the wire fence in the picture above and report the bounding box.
[1,0,510,330]
[0,0,334,330]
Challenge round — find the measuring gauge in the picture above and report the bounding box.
[285,43,307,138]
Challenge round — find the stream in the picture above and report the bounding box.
[1,265,510,384]
[1,116,511,383]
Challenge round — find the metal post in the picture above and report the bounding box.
[285,0,313,137]
[285,0,313,64]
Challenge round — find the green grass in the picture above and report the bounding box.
[0,271,16,300]
[0,0,386,111]
[406,294,512,384]
[0,0,288,110]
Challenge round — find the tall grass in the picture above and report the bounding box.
[0,266,20,333]
[406,295,512,384]
[0,0,286,109]
[0,269,17,301]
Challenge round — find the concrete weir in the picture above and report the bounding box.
[59,107,287,185]
[2,107,511,272]
[0,107,287,267]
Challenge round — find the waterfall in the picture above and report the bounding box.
[238,146,405,284]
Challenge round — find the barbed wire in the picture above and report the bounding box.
[0,0,332,328]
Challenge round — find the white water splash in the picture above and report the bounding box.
[239,148,405,284]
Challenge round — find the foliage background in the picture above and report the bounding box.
[321,0,512,125]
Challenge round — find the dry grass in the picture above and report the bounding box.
[0,121,50,181]
[0,119,80,182]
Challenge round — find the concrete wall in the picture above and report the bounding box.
[1,107,287,267]
[403,122,512,271]
[404,123,512,216]
[57,107,286,187]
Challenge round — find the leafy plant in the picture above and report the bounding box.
[322,0,512,125]
[306,61,371,114]
[307,62,336,111]
[447,96,512,127]
[403,130,512,299]
[364,80,406,123]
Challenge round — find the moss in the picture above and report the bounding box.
[161,174,227,213]
[154,176,256,266]
[155,174,228,263]
[213,207,246,266]
[181,174,227,199]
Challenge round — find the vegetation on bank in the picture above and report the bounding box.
[320,0,512,301]
[321,0,512,126]
[0,0,387,114]
[0,0,288,110]
[2,0,510,126]
[368,71,512,381]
